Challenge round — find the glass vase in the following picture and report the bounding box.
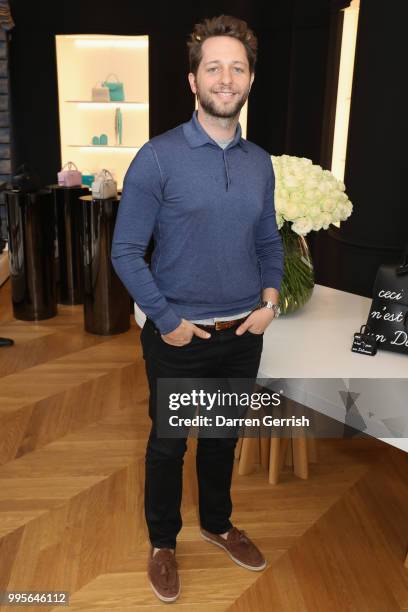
[278,221,315,314]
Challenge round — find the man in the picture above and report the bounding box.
[111,14,284,604]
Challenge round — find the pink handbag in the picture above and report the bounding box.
[57,162,82,187]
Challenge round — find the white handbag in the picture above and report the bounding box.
[91,169,118,199]
[91,82,110,102]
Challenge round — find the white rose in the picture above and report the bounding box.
[322,198,336,213]
[284,175,300,189]
[304,189,316,201]
[331,207,342,223]
[337,192,349,203]
[308,189,321,202]
[293,168,306,180]
[310,166,322,178]
[275,194,285,213]
[318,181,331,194]
[321,212,332,229]
[338,202,352,220]
[292,217,313,236]
[312,215,325,231]
[298,202,309,217]
[290,190,303,203]
[309,205,321,218]
[283,202,301,221]
[326,180,337,192]
[305,178,319,190]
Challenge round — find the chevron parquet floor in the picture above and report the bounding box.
[0,279,407,611]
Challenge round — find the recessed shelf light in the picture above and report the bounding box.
[69,145,140,152]
[74,39,148,48]
[56,34,148,186]
[66,101,148,110]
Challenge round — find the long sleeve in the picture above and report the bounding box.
[255,160,284,291]
[111,143,182,334]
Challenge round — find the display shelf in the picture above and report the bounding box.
[69,145,140,149]
[66,100,148,106]
[55,34,149,189]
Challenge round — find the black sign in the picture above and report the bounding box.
[351,325,378,356]
[366,258,408,356]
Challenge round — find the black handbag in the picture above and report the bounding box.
[11,164,41,193]
[366,246,408,355]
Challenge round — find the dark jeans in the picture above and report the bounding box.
[140,317,263,549]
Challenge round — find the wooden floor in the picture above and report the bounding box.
[1,279,408,611]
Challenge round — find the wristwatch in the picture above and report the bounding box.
[259,300,281,318]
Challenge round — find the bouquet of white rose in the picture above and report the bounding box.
[271,155,353,313]
[272,154,353,234]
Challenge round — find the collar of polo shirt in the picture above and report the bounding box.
[182,111,249,153]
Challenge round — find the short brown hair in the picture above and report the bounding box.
[187,15,258,75]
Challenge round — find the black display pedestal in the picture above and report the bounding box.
[50,184,89,304]
[79,195,130,335]
[5,189,57,320]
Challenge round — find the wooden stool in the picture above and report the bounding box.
[237,391,318,483]
[268,433,317,484]
[238,431,317,484]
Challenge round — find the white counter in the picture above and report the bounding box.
[258,284,408,452]
[260,284,407,379]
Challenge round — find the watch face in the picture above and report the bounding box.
[260,301,280,316]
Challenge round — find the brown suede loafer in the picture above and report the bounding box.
[201,526,267,571]
[147,547,181,603]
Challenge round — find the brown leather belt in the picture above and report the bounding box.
[195,315,249,331]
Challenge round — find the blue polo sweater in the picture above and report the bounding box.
[111,111,284,334]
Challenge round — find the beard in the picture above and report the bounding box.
[195,84,250,119]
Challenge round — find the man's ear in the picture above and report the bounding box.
[249,73,255,90]
[188,72,197,94]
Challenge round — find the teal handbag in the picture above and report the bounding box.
[81,173,95,187]
[102,73,125,102]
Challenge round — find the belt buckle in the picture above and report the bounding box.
[215,320,234,331]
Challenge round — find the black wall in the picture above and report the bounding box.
[7,0,406,298]
[312,0,407,297]
[7,0,335,180]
